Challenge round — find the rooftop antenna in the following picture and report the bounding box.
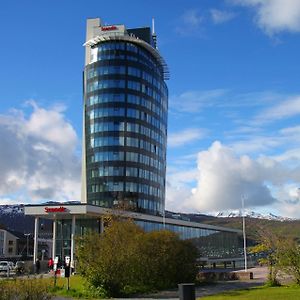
[152,17,155,35]
[152,17,157,49]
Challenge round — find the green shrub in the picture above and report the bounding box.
[76,218,198,297]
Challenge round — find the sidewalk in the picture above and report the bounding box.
[53,267,269,300]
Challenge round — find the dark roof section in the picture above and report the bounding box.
[127,27,155,47]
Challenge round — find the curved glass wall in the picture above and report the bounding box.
[84,41,168,215]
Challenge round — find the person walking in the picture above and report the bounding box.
[48,257,54,272]
[35,258,40,274]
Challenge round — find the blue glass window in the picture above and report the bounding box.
[128,66,141,77]
[89,108,125,119]
[126,137,139,147]
[97,42,125,51]
[92,151,124,162]
[125,167,138,177]
[127,80,140,91]
[126,122,139,133]
[87,80,126,92]
[127,108,140,119]
[90,136,124,148]
[87,93,125,105]
[125,182,138,192]
[127,94,140,105]
[126,152,139,162]
[90,121,125,133]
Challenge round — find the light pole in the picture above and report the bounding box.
[24,233,31,257]
[242,196,248,272]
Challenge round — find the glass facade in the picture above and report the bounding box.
[84,40,168,215]
[54,217,240,261]
[55,219,100,259]
[135,220,240,259]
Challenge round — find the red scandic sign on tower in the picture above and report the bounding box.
[45,206,66,213]
[101,25,118,31]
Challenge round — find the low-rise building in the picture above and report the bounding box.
[0,228,19,257]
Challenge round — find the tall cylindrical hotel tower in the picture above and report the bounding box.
[82,18,169,216]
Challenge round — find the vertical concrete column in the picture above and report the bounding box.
[100,217,104,233]
[71,215,76,268]
[33,217,39,264]
[52,219,57,259]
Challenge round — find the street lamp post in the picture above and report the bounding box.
[242,196,248,272]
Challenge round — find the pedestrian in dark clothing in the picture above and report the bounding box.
[35,259,40,274]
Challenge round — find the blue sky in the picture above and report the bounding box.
[1,0,300,217]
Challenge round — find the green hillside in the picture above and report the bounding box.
[200,217,300,243]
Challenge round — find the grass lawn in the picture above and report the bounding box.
[45,275,89,298]
[199,285,300,300]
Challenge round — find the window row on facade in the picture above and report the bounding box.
[135,220,220,239]
[89,181,164,198]
[89,136,164,159]
[89,107,166,134]
[89,198,163,213]
[94,41,163,77]
[86,65,163,91]
[87,79,165,103]
[89,166,165,186]
[86,93,167,123]
[89,151,165,171]
[90,121,166,146]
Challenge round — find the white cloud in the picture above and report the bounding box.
[166,141,300,217]
[166,168,198,212]
[187,141,275,211]
[0,102,81,204]
[170,89,227,113]
[231,0,300,35]
[176,9,203,36]
[182,9,202,26]
[210,9,235,24]
[254,95,300,124]
[0,197,19,205]
[168,128,207,147]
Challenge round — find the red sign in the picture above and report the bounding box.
[45,206,66,213]
[101,25,118,31]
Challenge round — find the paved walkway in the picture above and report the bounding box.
[53,267,269,300]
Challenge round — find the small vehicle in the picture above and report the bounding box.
[15,261,25,274]
[0,261,11,276]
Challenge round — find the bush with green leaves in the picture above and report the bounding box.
[277,239,300,285]
[76,218,198,297]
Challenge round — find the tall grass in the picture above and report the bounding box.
[0,278,52,300]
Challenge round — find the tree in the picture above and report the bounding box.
[76,217,198,297]
[277,239,300,285]
[249,227,283,286]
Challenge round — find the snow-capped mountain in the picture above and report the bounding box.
[214,209,296,221]
[0,204,24,215]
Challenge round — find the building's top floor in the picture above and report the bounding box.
[83,18,169,79]
[85,18,156,47]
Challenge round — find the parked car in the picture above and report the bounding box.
[0,261,11,276]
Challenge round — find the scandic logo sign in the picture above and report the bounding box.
[101,25,118,31]
[45,206,66,213]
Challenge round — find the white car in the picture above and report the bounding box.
[0,261,11,275]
